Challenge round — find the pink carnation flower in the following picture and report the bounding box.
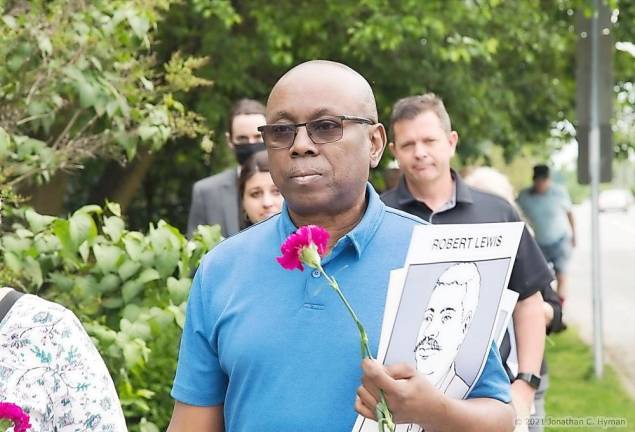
[276,225,329,271]
[0,402,31,432]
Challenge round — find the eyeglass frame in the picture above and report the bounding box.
[257,115,376,150]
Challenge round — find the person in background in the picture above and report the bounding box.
[187,99,267,238]
[382,93,552,430]
[465,166,566,432]
[0,203,127,431]
[463,167,520,214]
[517,165,576,302]
[238,151,283,228]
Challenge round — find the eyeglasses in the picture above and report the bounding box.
[257,115,376,150]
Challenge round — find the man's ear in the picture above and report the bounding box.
[226,132,234,150]
[449,130,459,157]
[369,124,387,168]
[388,142,397,157]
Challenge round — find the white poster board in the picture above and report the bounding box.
[353,222,524,432]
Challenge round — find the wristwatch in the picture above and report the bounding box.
[515,372,541,390]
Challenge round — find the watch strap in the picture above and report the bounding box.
[515,372,541,390]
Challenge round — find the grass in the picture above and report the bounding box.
[544,328,635,431]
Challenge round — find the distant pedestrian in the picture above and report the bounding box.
[517,165,576,301]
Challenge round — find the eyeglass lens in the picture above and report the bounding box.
[267,117,344,148]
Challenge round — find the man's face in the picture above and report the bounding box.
[390,111,457,186]
[265,68,385,217]
[229,114,266,147]
[414,282,469,385]
[533,177,551,194]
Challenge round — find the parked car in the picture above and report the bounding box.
[598,188,634,212]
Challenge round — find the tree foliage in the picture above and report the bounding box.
[160,0,578,155]
[0,0,211,189]
[123,0,588,230]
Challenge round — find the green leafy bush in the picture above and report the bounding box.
[0,203,222,431]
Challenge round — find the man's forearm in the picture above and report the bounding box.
[511,291,545,409]
[567,211,576,241]
[167,402,224,432]
[513,291,546,376]
[420,398,515,432]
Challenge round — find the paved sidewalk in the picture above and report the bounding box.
[565,202,635,394]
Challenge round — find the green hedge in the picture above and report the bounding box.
[0,203,221,431]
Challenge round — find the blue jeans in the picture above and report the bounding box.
[539,237,572,274]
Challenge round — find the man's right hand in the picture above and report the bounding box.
[355,359,442,425]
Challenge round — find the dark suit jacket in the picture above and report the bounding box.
[187,168,240,238]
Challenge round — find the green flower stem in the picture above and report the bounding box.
[319,268,371,357]
[546,335,555,347]
[318,266,395,432]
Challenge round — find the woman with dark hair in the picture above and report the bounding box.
[238,151,283,228]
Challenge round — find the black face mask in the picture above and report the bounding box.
[233,142,265,165]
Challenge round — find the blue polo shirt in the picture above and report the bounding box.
[517,185,572,246]
[171,184,510,431]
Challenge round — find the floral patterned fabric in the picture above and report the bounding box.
[0,291,127,431]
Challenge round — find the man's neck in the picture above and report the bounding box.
[406,170,454,212]
[288,197,366,252]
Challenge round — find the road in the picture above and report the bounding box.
[566,200,635,391]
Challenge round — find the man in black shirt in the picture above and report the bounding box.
[382,93,553,424]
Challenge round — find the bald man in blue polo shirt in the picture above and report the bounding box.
[167,61,515,432]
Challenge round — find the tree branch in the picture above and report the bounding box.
[25,73,46,105]
[73,113,101,140]
[51,110,81,150]
[16,113,52,126]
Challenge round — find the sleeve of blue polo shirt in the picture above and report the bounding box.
[171,261,228,406]
[466,342,511,403]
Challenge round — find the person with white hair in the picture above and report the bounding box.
[463,167,519,213]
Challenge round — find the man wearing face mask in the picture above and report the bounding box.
[187,99,267,237]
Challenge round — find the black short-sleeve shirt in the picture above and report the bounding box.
[381,172,553,300]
